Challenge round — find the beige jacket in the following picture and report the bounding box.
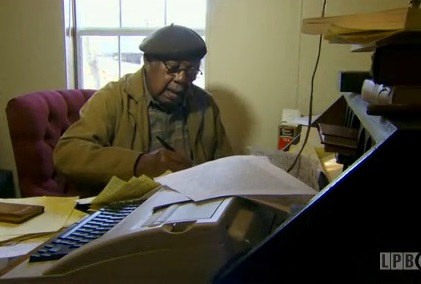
[54,67,232,187]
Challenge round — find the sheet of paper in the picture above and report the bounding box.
[147,187,192,211]
[0,196,78,239]
[0,242,41,259]
[0,230,54,258]
[155,155,318,202]
[77,196,96,205]
[0,232,49,245]
[64,209,89,227]
[0,232,57,272]
[92,175,160,205]
[290,114,320,126]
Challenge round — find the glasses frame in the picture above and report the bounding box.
[162,61,203,79]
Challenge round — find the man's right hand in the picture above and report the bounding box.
[135,148,192,178]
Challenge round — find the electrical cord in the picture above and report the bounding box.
[286,0,327,173]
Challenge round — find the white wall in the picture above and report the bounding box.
[206,0,302,154]
[0,0,67,196]
[207,0,409,153]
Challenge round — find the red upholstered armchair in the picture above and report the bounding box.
[6,89,96,197]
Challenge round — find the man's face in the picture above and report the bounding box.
[144,58,201,109]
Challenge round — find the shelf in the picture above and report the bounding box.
[301,7,421,47]
[343,93,397,144]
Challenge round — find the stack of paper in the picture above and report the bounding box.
[0,196,81,243]
[154,155,319,212]
[90,175,161,206]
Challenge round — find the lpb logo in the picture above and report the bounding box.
[380,252,421,270]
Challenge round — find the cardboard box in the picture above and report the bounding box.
[278,123,301,150]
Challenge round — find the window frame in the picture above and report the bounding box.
[74,0,206,88]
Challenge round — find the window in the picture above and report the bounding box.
[74,0,207,89]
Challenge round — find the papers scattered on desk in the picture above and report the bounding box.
[0,197,88,269]
[1,208,87,245]
[0,197,79,242]
[154,155,318,202]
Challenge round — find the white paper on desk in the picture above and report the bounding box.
[154,155,318,202]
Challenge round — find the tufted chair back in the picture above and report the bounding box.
[6,89,96,197]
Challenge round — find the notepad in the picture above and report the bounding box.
[0,202,44,224]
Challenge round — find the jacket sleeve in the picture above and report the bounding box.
[53,82,142,185]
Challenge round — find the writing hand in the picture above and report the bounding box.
[156,136,175,152]
[135,148,192,178]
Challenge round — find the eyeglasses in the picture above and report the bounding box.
[162,61,203,78]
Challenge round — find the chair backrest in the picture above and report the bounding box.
[6,89,96,197]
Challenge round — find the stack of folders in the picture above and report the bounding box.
[317,123,358,156]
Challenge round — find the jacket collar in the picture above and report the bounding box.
[124,66,147,103]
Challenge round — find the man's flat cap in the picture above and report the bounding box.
[139,24,207,60]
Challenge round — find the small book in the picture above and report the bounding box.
[0,202,44,224]
[318,123,359,140]
[317,123,358,156]
[320,134,358,149]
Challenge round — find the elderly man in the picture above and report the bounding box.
[53,24,232,193]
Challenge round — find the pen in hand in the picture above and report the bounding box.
[156,136,175,152]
